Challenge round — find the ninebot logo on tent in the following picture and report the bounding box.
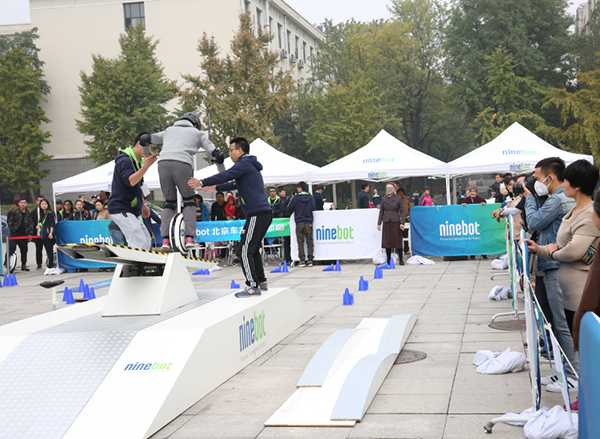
[502,149,535,156]
[239,311,266,352]
[362,157,395,164]
[315,225,354,241]
[124,361,173,372]
[79,234,113,244]
[367,171,388,178]
[509,162,532,171]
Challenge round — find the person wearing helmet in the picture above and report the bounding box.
[151,112,225,250]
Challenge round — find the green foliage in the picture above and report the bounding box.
[77,25,177,165]
[579,8,600,73]
[305,72,387,161]
[0,46,52,195]
[473,47,548,143]
[180,14,295,151]
[444,0,575,123]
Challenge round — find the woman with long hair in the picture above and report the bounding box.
[36,198,56,269]
[61,200,74,221]
[93,200,111,220]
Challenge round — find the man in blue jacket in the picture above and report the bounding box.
[107,132,158,250]
[188,137,271,298]
[522,157,577,391]
[287,182,316,267]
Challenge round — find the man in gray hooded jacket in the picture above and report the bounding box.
[151,113,224,250]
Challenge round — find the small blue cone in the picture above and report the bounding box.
[84,284,91,299]
[63,287,75,304]
[0,277,2,288]
[389,258,396,269]
[374,266,383,279]
[3,274,7,286]
[192,269,204,275]
[322,264,335,272]
[363,279,369,290]
[282,261,289,273]
[231,280,240,289]
[4,275,10,287]
[335,260,342,271]
[358,276,367,291]
[379,262,389,269]
[11,274,17,286]
[343,288,354,305]
[89,287,96,300]
[79,279,85,292]
[270,265,282,273]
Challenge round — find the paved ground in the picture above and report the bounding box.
[0,253,568,439]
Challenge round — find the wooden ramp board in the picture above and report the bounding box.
[265,315,416,427]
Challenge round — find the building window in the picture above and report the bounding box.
[269,17,273,36]
[295,35,299,57]
[256,8,262,29]
[124,2,145,30]
[287,30,291,54]
[302,41,306,62]
[310,46,314,67]
[244,1,250,14]
[278,23,282,48]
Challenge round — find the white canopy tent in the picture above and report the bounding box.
[447,122,594,176]
[52,160,161,196]
[309,129,450,205]
[194,138,319,185]
[446,122,594,204]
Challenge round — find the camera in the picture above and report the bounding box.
[513,176,537,196]
[139,133,152,155]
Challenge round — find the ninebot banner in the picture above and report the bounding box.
[195,218,290,243]
[291,209,382,260]
[410,204,505,257]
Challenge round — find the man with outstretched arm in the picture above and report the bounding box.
[188,137,272,298]
[151,113,225,251]
[107,132,158,250]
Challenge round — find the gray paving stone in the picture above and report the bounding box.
[168,414,266,438]
[258,427,352,438]
[349,414,446,438]
[368,393,450,414]
[443,414,525,439]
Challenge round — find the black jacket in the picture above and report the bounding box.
[287,192,316,223]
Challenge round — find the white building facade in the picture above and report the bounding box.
[577,0,597,34]
[0,0,324,197]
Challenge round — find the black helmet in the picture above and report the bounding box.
[181,112,201,129]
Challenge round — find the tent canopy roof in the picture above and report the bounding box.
[309,130,447,183]
[447,122,594,176]
[195,138,318,185]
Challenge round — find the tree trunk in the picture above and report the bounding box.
[351,180,357,209]
[28,188,36,204]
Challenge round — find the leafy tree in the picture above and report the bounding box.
[444,0,575,124]
[180,13,295,151]
[579,8,600,73]
[77,25,177,165]
[473,47,547,143]
[0,35,52,198]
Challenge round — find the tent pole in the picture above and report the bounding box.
[308,181,313,194]
[445,174,451,205]
[452,176,457,205]
[333,183,337,209]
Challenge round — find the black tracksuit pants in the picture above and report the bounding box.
[239,210,272,288]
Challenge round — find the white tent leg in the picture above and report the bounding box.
[332,183,337,209]
[452,177,457,205]
[308,181,313,193]
[445,174,451,205]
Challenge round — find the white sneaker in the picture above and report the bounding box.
[546,376,578,393]
[541,372,559,386]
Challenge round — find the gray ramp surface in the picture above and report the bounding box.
[0,289,230,439]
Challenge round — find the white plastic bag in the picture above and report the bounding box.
[489,285,512,301]
[372,249,387,265]
[406,255,435,265]
[474,348,527,374]
[524,406,578,439]
[491,254,509,270]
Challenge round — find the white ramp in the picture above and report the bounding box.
[265,315,416,427]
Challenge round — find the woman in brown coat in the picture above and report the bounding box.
[377,183,406,266]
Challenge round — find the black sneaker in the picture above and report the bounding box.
[307,261,313,267]
[37,264,42,270]
[21,265,30,272]
[299,261,306,267]
[235,286,262,298]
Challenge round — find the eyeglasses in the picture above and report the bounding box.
[229,147,239,153]
[386,188,394,191]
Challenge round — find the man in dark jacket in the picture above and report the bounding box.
[107,132,158,250]
[274,187,292,265]
[287,181,316,267]
[357,182,370,208]
[8,198,34,271]
[313,185,325,211]
[211,192,227,221]
[189,137,271,298]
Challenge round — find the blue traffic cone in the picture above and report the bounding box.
[3,274,7,287]
[192,269,204,275]
[7,274,13,287]
[79,279,85,292]
[374,266,383,279]
[84,284,91,299]
[322,264,335,272]
[389,258,396,269]
[231,280,240,288]
[358,276,368,291]
[379,262,389,269]
[63,287,75,304]
[343,288,354,305]
[282,261,289,273]
[11,274,17,286]
[204,269,211,275]
[0,277,2,288]
[89,287,96,300]
[335,260,342,271]
[270,265,282,273]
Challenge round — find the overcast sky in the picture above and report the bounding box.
[284,0,582,27]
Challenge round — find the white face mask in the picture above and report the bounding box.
[534,176,551,197]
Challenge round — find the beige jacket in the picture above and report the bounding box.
[536,202,600,310]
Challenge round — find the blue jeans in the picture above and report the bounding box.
[543,268,578,378]
[109,229,126,246]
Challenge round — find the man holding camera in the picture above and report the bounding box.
[107,132,158,250]
[151,113,225,251]
[523,157,577,387]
